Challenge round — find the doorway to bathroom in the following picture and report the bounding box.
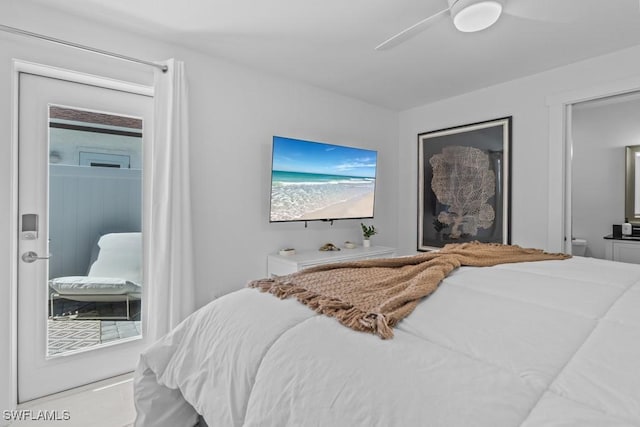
[570,91,640,259]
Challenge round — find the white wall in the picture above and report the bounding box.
[397,44,640,256]
[188,61,398,301]
[0,0,398,415]
[572,92,640,259]
[50,127,143,169]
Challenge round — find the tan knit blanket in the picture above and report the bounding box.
[249,242,570,339]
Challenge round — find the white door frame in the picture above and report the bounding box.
[8,60,153,407]
[546,75,640,254]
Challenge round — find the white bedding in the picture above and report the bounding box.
[134,256,640,426]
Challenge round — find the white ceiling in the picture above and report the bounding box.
[27,0,640,110]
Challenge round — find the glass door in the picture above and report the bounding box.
[18,71,152,402]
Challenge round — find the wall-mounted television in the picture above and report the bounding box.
[269,136,378,222]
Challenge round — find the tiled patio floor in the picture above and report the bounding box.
[100,321,142,343]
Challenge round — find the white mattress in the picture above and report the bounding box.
[134,256,640,426]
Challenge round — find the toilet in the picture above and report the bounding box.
[571,238,587,256]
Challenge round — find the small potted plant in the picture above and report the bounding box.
[360,223,378,247]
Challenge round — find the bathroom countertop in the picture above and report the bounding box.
[603,234,640,241]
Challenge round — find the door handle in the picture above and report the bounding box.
[21,251,51,263]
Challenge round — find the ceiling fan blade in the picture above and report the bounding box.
[505,0,639,23]
[375,7,450,51]
[504,0,574,22]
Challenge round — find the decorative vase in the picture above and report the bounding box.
[363,239,371,248]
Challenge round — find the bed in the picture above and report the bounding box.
[133,249,640,426]
[48,232,142,320]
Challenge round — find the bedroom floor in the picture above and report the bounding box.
[10,373,136,426]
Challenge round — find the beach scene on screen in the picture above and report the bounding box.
[270,137,377,222]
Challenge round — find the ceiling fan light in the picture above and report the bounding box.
[451,0,503,33]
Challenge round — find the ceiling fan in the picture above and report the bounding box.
[374,0,640,51]
[375,0,507,51]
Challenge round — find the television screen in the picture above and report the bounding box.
[270,136,378,222]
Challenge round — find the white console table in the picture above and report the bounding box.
[604,235,640,264]
[267,246,396,276]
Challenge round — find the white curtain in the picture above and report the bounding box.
[146,58,195,340]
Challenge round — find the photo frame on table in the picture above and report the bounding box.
[417,117,511,251]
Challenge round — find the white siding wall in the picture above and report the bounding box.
[49,165,142,278]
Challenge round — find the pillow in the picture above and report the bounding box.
[49,276,141,295]
[87,232,142,284]
[85,233,104,274]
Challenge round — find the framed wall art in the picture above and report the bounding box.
[418,117,512,251]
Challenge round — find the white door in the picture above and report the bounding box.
[17,70,153,402]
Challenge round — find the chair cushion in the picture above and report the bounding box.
[49,276,141,296]
[87,232,142,284]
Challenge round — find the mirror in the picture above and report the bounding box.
[625,145,640,224]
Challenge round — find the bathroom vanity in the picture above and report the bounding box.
[603,235,640,264]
